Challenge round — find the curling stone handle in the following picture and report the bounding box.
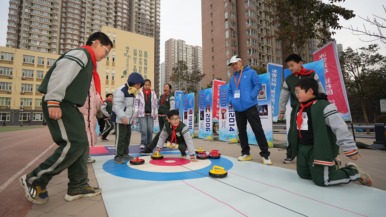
[212,166,224,171]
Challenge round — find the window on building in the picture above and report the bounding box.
[32,112,43,121]
[20,98,32,107]
[0,97,11,106]
[37,57,44,65]
[21,84,33,93]
[0,67,13,76]
[19,112,31,121]
[0,52,14,61]
[36,70,44,79]
[0,82,12,91]
[23,55,35,64]
[22,69,34,78]
[0,112,10,121]
[47,58,56,66]
[35,98,42,107]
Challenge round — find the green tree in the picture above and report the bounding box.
[170,60,204,93]
[250,66,267,75]
[266,0,355,55]
[341,44,386,123]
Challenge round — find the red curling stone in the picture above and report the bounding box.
[197,152,208,160]
[130,156,145,165]
[208,150,221,159]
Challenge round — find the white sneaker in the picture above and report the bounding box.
[139,144,145,149]
[262,157,272,165]
[87,157,95,163]
[237,155,252,161]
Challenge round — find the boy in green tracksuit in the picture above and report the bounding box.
[279,54,325,164]
[112,72,144,164]
[20,32,113,204]
[154,109,197,162]
[289,78,372,187]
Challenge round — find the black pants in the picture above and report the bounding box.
[235,105,270,158]
[97,117,105,133]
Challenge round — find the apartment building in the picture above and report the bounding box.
[5,0,161,92]
[164,38,202,91]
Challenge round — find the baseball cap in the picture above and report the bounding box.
[228,55,241,66]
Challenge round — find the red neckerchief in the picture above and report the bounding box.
[105,98,112,103]
[293,67,314,76]
[161,93,168,105]
[143,89,151,102]
[170,122,180,144]
[81,46,102,101]
[297,99,316,138]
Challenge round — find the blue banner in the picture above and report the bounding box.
[219,84,238,142]
[268,63,283,122]
[174,90,184,120]
[198,88,213,140]
[182,93,195,137]
[246,73,273,147]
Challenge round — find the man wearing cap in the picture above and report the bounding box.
[111,72,144,164]
[227,55,272,165]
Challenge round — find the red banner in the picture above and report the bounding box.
[212,79,226,122]
[313,42,352,121]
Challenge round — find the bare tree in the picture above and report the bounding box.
[346,5,386,44]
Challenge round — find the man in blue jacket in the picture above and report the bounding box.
[227,55,272,165]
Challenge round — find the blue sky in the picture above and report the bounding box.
[0,0,385,57]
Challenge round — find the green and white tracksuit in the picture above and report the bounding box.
[156,122,195,155]
[289,95,360,186]
[28,48,94,192]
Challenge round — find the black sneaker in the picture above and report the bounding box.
[101,138,109,142]
[181,151,187,157]
[65,185,101,202]
[19,174,48,205]
[140,148,153,155]
[283,157,294,164]
[114,156,125,164]
[123,154,133,160]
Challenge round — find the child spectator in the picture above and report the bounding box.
[100,93,114,141]
[112,72,144,164]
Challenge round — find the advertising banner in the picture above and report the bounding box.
[219,84,238,142]
[182,93,195,137]
[212,79,226,123]
[313,41,352,121]
[246,73,273,147]
[268,63,283,122]
[198,88,213,140]
[174,90,184,120]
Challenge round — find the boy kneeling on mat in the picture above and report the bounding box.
[289,78,372,187]
[155,109,197,162]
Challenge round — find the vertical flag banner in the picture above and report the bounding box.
[174,90,184,120]
[246,73,273,147]
[183,93,195,137]
[212,79,226,123]
[219,84,238,142]
[198,88,213,140]
[313,41,352,121]
[268,63,283,122]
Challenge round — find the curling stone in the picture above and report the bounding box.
[196,152,208,160]
[195,147,206,154]
[130,156,145,165]
[208,150,221,159]
[151,151,164,160]
[208,166,227,178]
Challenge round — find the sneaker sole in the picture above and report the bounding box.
[64,190,101,202]
[346,162,373,186]
[19,175,48,205]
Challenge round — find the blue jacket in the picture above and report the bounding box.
[227,65,262,112]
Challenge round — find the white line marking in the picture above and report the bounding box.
[0,143,55,193]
